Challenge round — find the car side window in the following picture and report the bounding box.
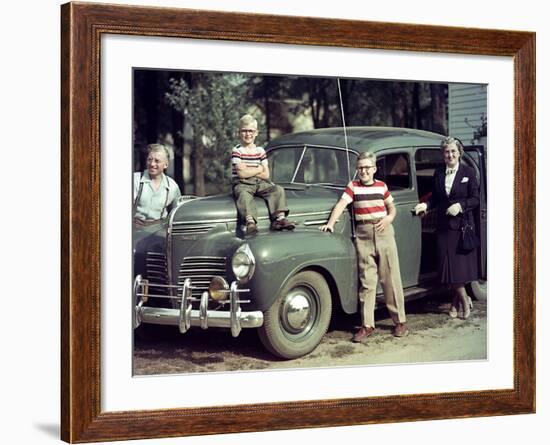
[375,153,411,191]
[414,149,445,201]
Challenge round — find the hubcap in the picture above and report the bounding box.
[281,292,312,334]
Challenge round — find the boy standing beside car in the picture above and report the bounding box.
[320,152,409,342]
[231,114,295,235]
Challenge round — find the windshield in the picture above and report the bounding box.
[268,146,356,187]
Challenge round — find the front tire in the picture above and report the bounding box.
[258,270,332,359]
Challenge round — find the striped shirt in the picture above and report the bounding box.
[341,180,393,221]
[231,144,268,179]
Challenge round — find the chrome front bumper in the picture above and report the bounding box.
[133,275,263,337]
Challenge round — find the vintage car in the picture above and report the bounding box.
[133,127,487,359]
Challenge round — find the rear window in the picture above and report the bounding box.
[375,153,411,191]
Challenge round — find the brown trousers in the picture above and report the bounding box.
[354,223,407,328]
[232,178,288,222]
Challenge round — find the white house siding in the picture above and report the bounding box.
[448,83,487,145]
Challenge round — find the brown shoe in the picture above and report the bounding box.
[392,322,409,337]
[352,326,375,343]
[271,218,295,231]
[245,221,258,235]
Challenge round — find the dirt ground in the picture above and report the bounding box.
[133,292,487,375]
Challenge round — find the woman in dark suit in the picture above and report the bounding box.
[414,137,480,319]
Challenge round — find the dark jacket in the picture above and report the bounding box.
[427,163,480,231]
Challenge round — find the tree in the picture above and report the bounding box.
[133,69,185,188]
[166,73,246,195]
[303,77,341,128]
[245,74,303,140]
[429,83,448,134]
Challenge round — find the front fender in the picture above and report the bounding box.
[244,229,357,313]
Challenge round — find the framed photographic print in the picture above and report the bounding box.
[61,1,535,442]
[130,67,489,376]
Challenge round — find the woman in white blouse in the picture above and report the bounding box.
[414,137,480,319]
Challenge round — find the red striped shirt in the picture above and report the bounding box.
[231,145,267,178]
[341,180,393,221]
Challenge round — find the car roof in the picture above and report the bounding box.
[266,126,445,153]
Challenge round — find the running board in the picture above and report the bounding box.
[403,285,434,301]
[375,283,445,304]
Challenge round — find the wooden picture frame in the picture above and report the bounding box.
[61,1,535,442]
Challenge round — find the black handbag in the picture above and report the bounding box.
[459,215,479,252]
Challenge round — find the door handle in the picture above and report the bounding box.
[410,208,425,216]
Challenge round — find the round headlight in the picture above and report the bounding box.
[231,243,256,283]
[232,252,252,278]
[209,276,229,301]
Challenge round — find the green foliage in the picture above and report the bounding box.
[473,114,487,140]
[158,71,448,195]
[166,73,247,189]
[465,113,487,144]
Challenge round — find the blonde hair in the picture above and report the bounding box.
[357,151,377,164]
[239,114,258,130]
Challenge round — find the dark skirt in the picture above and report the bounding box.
[437,228,479,284]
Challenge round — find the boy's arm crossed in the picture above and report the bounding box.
[235,162,264,179]
[256,163,270,180]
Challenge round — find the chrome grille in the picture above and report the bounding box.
[171,221,218,236]
[145,252,168,286]
[145,252,172,307]
[178,256,227,298]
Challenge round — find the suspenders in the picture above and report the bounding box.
[161,187,170,218]
[134,172,171,219]
[133,173,144,215]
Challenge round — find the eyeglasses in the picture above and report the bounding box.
[357,165,375,171]
[240,129,256,134]
[147,157,165,164]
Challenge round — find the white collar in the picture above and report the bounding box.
[445,164,459,174]
[141,170,168,188]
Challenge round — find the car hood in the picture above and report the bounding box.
[132,222,167,251]
[172,185,342,223]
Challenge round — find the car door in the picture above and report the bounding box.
[463,145,487,280]
[374,150,422,289]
